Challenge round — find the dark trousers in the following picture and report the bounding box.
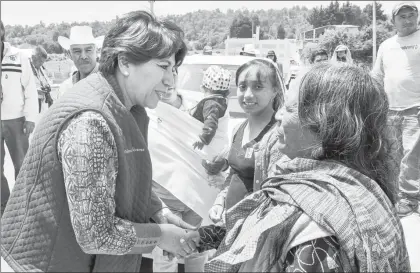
[139,257,185,272]
[1,117,29,215]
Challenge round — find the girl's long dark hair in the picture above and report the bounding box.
[236,59,285,111]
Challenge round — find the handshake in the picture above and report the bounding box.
[158,224,201,260]
[153,207,201,260]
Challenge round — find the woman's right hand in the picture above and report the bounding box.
[209,204,224,223]
[202,157,227,175]
[157,224,199,258]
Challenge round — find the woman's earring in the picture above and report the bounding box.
[123,71,129,76]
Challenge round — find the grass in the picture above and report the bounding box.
[44,59,74,84]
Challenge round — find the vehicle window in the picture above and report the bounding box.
[177,64,239,97]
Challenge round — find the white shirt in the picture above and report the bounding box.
[1,42,38,122]
[372,29,420,110]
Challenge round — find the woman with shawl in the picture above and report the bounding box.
[189,63,409,272]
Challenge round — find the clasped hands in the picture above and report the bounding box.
[152,207,200,260]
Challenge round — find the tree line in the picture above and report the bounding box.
[3,1,394,59]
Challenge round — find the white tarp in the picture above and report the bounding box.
[147,102,229,225]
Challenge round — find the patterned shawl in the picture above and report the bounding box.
[205,158,410,272]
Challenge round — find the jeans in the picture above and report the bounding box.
[152,197,209,272]
[389,107,420,206]
[1,117,29,215]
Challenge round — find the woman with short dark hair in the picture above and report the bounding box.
[1,11,198,273]
[199,63,409,272]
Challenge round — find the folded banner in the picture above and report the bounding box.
[147,102,228,225]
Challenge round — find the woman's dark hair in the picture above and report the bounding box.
[310,48,328,63]
[235,59,285,110]
[99,10,187,75]
[298,63,398,204]
[266,51,277,62]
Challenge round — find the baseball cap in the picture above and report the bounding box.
[392,1,418,18]
[202,65,232,92]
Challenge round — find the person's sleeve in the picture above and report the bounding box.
[58,111,160,255]
[20,53,39,122]
[199,100,226,145]
[283,236,343,272]
[196,225,226,252]
[213,185,229,206]
[371,44,385,83]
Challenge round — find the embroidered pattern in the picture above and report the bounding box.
[58,111,137,255]
[197,224,227,252]
[285,236,343,272]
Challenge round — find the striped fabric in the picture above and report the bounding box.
[205,158,410,272]
[2,63,22,73]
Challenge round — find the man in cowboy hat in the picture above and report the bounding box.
[57,26,104,99]
[372,1,420,217]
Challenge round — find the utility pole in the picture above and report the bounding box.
[251,13,255,38]
[372,0,377,65]
[149,1,155,15]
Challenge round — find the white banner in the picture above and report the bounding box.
[147,102,229,225]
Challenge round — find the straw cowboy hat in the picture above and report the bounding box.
[58,26,104,50]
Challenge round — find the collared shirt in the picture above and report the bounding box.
[56,63,99,101]
[1,42,38,122]
[71,63,100,85]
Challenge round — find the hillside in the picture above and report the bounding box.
[3,1,390,53]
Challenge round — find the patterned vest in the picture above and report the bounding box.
[1,73,153,272]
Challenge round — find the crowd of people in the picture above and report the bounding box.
[0,1,419,272]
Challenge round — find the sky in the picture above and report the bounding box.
[0,1,413,26]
